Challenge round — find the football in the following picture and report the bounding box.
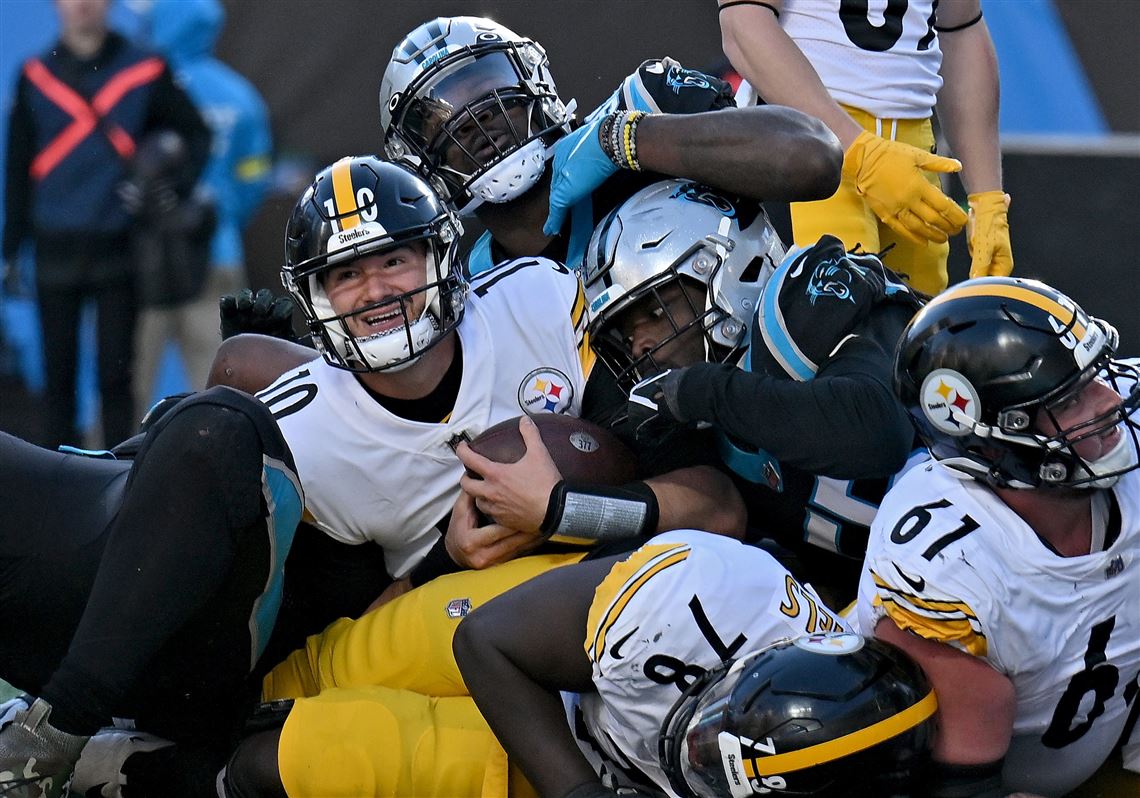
[466,413,637,486]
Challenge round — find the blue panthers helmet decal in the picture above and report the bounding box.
[669,183,736,217]
[666,64,714,94]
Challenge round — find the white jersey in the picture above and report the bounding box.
[857,463,1140,796]
[258,258,592,578]
[781,0,943,118]
[567,530,845,794]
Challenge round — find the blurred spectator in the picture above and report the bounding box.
[2,0,208,448]
[719,0,1012,295]
[130,0,272,406]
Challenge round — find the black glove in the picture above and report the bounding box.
[219,288,298,341]
[627,368,688,442]
[118,177,179,216]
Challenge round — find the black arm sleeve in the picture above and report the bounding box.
[3,74,34,261]
[675,304,916,479]
[145,64,211,195]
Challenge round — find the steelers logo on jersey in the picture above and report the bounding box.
[518,367,574,414]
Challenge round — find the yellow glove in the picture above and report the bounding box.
[843,130,968,245]
[967,190,1014,278]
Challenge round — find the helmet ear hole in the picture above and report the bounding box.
[738,255,770,285]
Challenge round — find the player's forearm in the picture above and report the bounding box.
[676,361,913,478]
[719,2,865,147]
[648,466,746,539]
[874,617,1015,766]
[635,104,842,202]
[936,22,1003,195]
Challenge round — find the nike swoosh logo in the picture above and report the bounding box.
[609,627,638,660]
[893,563,926,593]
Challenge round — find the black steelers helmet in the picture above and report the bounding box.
[282,155,464,373]
[895,276,1139,489]
[659,634,936,798]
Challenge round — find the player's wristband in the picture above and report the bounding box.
[408,533,462,588]
[599,110,648,171]
[919,759,1004,798]
[718,0,779,17]
[541,480,660,540]
[933,10,982,33]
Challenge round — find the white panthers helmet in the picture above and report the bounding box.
[583,179,787,389]
[379,16,574,212]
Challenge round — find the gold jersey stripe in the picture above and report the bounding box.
[570,279,588,329]
[879,598,988,657]
[579,330,597,379]
[745,690,938,777]
[331,158,361,231]
[925,283,1086,339]
[871,572,981,618]
[587,544,691,663]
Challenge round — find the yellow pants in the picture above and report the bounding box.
[266,552,585,796]
[791,105,949,295]
[279,686,538,798]
[264,551,586,700]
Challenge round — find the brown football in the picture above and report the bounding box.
[467,413,637,486]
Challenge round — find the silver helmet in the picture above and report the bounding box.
[583,179,786,389]
[379,16,574,212]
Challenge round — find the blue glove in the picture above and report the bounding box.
[543,112,615,237]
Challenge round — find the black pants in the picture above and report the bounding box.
[35,254,138,448]
[0,387,301,745]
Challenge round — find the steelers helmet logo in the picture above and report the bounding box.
[921,368,980,436]
[793,632,865,656]
[518,367,574,415]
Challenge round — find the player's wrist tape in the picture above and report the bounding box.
[408,533,463,588]
[919,759,1004,798]
[541,480,659,540]
[599,110,648,171]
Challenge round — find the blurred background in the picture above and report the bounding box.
[1,0,1137,442]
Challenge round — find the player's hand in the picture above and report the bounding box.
[219,288,297,341]
[544,112,614,236]
[456,416,563,534]
[843,130,968,245]
[364,576,412,613]
[967,191,1014,278]
[603,57,735,116]
[443,490,544,570]
[627,368,691,443]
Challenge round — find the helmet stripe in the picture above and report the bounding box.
[331,159,361,231]
[747,689,938,776]
[926,284,1087,340]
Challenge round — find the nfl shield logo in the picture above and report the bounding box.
[446,598,473,618]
